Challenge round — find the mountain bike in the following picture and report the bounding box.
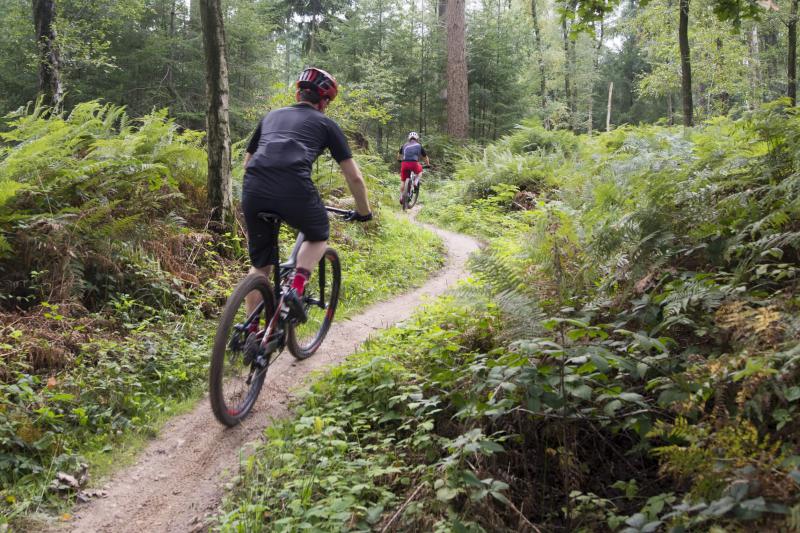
[401,169,422,211]
[209,206,352,427]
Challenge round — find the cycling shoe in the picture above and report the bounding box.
[284,288,308,324]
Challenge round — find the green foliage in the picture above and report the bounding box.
[0,208,444,525]
[0,101,208,310]
[218,296,520,531]
[0,310,213,521]
[226,103,800,530]
[0,96,447,524]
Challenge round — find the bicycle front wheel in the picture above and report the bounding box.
[287,248,341,359]
[210,273,276,426]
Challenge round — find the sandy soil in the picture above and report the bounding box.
[62,221,478,532]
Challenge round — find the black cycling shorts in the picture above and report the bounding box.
[242,192,330,268]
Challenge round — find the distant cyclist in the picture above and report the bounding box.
[396,132,430,205]
[242,67,372,321]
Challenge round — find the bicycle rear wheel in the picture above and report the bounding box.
[402,177,412,211]
[210,273,276,426]
[408,179,420,208]
[287,248,341,359]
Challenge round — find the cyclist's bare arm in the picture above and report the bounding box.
[244,151,253,169]
[339,158,371,216]
[424,155,430,166]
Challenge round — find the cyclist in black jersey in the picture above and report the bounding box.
[242,67,372,321]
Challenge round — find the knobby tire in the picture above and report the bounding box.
[287,248,341,359]
[402,178,412,211]
[210,273,276,426]
[409,178,419,208]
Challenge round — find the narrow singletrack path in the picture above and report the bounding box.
[64,219,479,533]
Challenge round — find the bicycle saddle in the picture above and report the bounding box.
[257,212,281,223]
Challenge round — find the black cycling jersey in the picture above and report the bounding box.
[244,103,352,199]
[242,103,353,267]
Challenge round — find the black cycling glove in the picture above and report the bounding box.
[343,210,373,222]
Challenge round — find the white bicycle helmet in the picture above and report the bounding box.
[408,131,420,141]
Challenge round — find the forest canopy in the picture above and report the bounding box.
[2,0,797,146]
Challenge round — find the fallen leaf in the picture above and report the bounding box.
[47,376,57,388]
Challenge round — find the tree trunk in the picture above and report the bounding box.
[606,81,613,132]
[678,0,693,126]
[200,0,233,229]
[789,0,798,105]
[378,0,384,55]
[446,0,469,139]
[588,19,604,135]
[32,0,63,108]
[562,13,571,129]
[568,35,577,130]
[531,0,547,112]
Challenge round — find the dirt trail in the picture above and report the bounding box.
[63,220,479,533]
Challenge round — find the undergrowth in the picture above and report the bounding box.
[0,102,445,527]
[220,103,800,531]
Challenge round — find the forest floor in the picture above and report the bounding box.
[55,215,479,533]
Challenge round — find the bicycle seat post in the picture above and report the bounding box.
[257,212,283,300]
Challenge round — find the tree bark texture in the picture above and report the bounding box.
[561,2,578,131]
[747,25,760,108]
[606,81,614,132]
[562,14,571,128]
[789,0,798,105]
[531,0,547,112]
[568,36,577,130]
[446,0,469,139]
[588,19,604,135]
[200,0,233,228]
[32,0,63,108]
[678,0,693,126]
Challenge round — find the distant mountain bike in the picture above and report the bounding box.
[209,206,353,427]
[401,168,423,211]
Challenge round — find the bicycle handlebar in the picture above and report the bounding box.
[325,205,373,222]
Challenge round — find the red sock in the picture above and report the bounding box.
[291,268,311,295]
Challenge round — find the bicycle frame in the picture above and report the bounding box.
[250,206,349,355]
[228,230,302,383]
